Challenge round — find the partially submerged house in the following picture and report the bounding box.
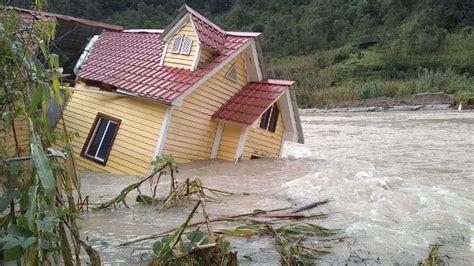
[60,5,304,175]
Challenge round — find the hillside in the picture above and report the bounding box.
[10,0,474,107]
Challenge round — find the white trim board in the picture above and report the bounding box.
[153,106,174,159]
[210,122,224,159]
[250,39,263,81]
[161,14,191,42]
[278,90,298,142]
[235,126,249,162]
[191,43,202,71]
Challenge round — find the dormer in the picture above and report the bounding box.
[160,5,226,71]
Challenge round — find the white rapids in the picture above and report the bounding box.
[79,110,474,265]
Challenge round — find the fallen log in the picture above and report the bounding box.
[117,208,327,247]
[291,198,332,213]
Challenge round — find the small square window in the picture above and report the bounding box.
[225,64,237,82]
[81,113,121,165]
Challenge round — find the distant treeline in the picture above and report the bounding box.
[10,0,473,57]
[9,0,474,107]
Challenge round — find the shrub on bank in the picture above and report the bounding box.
[411,68,473,94]
[357,81,386,99]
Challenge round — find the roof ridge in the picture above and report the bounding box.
[183,5,226,35]
[260,79,295,86]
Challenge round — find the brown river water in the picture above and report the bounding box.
[79,110,474,265]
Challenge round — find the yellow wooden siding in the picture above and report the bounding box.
[0,117,30,157]
[216,124,242,161]
[242,110,285,159]
[162,54,248,163]
[57,90,166,175]
[163,20,198,70]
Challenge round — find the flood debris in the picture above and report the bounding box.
[117,197,338,265]
[150,199,237,265]
[95,156,232,211]
[155,177,232,213]
[417,244,448,266]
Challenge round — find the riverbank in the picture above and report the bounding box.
[301,92,474,113]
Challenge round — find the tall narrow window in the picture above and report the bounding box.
[180,35,193,55]
[225,64,237,82]
[81,113,121,165]
[260,106,272,129]
[268,104,280,132]
[259,103,279,132]
[171,35,183,54]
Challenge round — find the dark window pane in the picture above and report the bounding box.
[268,104,279,132]
[260,107,272,129]
[86,118,107,157]
[96,122,117,160]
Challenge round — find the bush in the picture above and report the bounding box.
[357,80,386,99]
[311,86,356,107]
[411,68,474,94]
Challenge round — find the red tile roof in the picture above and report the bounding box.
[77,31,253,103]
[15,7,123,31]
[184,5,227,53]
[212,80,295,125]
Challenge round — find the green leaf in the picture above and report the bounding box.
[35,217,60,233]
[21,236,37,249]
[4,246,23,261]
[28,82,44,114]
[186,230,204,243]
[0,192,13,213]
[152,240,163,253]
[30,130,56,205]
[158,228,181,258]
[7,225,34,238]
[3,239,22,249]
[180,241,193,252]
[252,209,267,214]
[25,185,38,230]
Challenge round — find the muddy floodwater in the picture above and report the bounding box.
[80,111,474,265]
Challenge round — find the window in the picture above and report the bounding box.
[81,113,121,165]
[268,104,279,132]
[171,35,193,55]
[171,35,183,54]
[180,35,193,55]
[259,103,279,132]
[260,106,272,129]
[225,64,237,82]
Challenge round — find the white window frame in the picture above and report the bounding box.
[180,35,193,55]
[171,35,183,54]
[225,63,238,82]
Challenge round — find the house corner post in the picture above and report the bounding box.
[153,106,174,159]
[235,126,249,162]
[210,122,224,159]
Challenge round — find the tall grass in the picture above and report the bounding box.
[357,81,386,99]
[411,67,474,94]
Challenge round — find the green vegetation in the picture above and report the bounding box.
[1,4,99,265]
[9,0,474,107]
